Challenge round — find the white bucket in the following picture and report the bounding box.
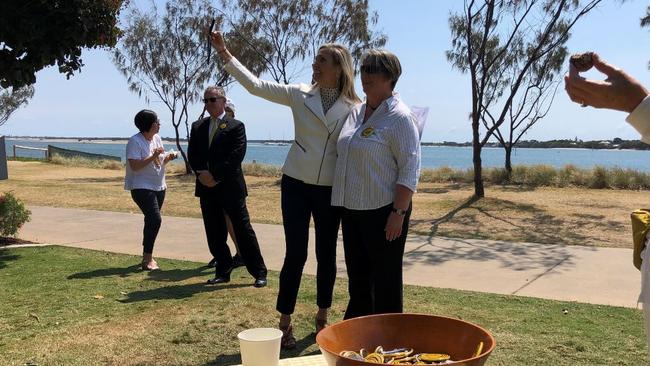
[238,328,283,366]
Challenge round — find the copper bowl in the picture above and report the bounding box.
[316,313,495,366]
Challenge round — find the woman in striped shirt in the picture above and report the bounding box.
[332,49,421,319]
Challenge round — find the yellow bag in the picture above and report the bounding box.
[630,209,650,270]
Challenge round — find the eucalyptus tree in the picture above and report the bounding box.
[220,0,387,84]
[113,0,269,172]
[447,0,603,197]
[490,25,568,175]
[0,86,34,127]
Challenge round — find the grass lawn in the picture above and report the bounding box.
[0,161,644,248]
[0,246,647,366]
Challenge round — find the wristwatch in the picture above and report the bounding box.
[391,207,407,216]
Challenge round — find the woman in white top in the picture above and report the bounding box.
[332,49,421,319]
[125,109,176,271]
[211,31,360,348]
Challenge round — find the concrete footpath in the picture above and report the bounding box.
[13,206,641,309]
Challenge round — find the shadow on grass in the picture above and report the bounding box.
[202,352,241,366]
[68,265,213,282]
[146,266,214,282]
[472,201,624,245]
[120,282,251,303]
[52,176,124,184]
[201,333,319,366]
[410,194,617,247]
[404,196,603,274]
[495,184,538,192]
[409,195,479,239]
[0,248,20,270]
[67,264,142,279]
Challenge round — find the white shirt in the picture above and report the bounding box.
[628,96,650,305]
[208,111,227,145]
[627,95,650,144]
[124,133,167,191]
[331,94,421,210]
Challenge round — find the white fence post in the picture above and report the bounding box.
[0,136,7,180]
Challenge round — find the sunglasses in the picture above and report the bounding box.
[203,97,225,103]
[360,64,386,74]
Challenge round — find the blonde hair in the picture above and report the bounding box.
[360,49,402,90]
[318,44,361,103]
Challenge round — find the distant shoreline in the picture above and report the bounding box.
[4,135,649,150]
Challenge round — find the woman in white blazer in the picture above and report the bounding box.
[211,31,360,349]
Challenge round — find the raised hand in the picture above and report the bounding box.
[210,30,232,63]
[210,31,226,52]
[564,53,649,113]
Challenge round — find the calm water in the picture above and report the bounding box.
[5,138,650,171]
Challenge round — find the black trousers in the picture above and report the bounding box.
[276,175,340,315]
[130,189,166,254]
[341,203,412,320]
[200,194,267,279]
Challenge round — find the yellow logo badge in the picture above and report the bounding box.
[219,123,227,130]
[361,127,374,138]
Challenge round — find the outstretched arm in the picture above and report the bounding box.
[564,53,648,113]
[210,30,295,106]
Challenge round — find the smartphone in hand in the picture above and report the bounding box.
[207,18,216,63]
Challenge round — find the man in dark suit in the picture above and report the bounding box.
[188,86,268,288]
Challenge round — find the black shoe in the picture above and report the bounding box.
[207,266,233,285]
[254,277,267,288]
[232,254,245,268]
[207,275,230,284]
[207,258,217,268]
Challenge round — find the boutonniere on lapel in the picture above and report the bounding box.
[219,122,227,130]
[361,127,374,138]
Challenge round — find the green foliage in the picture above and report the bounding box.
[1,246,647,365]
[420,166,473,183]
[113,0,224,173]
[588,166,609,189]
[0,192,31,237]
[446,0,603,196]
[49,155,123,170]
[556,164,586,187]
[0,0,125,88]
[225,0,387,84]
[113,0,220,101]
[418,164,650,190]
[642,6,650,28]
[0,85,34,126]
[487,167,510,185]
[522,165,558,186]
[242,162,282,177]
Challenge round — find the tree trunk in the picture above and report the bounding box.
[472,125,484,198]
[504,145,513,179]
[173,127,191,174]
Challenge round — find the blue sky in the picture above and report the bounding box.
[2,0,649,142]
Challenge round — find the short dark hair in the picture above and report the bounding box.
[360,49,402,90]
[204,85,226,97]
[134,109,158,133]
